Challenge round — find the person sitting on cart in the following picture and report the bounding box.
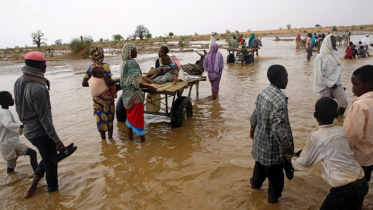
[145,55,178,85]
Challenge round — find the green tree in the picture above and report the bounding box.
[134,25,150,40]
[31,30,47,48]
[332,26,338,31]
[226,29,230,33]
[54,39,62,45]
[315,24,321,28]
[146,33,152,39]
[169,32,174,38]
[287,24,291,30]
[112,34,123,42]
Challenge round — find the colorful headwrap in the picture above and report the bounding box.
[120,43,136,71]
[90,46,104,66]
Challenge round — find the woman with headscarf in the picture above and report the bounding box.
[82,46,118,139]
[344,42,354,59]
[361,34,370,49]
[239,34,244,45]
[248,33,256,48]
[120,44,156,142]
[313,35,347,115]
[306,33,313,61]
[209,32,217,46]
[295,34,301,48]
[203,43,224,100]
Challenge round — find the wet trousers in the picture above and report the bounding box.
[320,178,368,210]
[30,136,58,192]
[251,161,284,198]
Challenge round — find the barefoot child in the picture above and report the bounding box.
[146,55,178,85]
[89,66,119,139]
[286,97,368,210]
[0,91,38,174]
[250,65,294,204]
[344,65,373,181]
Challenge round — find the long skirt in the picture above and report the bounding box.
[125,103,145,136]
[209,74,221,94]
[93,91,115,132]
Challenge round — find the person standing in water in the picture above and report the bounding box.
[313,35,347,115]
[0,91,38,174]
[286,97,368,210]
[306,33,312,61]
[82,46,119,140]
[344,65,373,183]
[250,65,294,204]
[248,33,256,48]
[209,32,217,46]
[14,51,66,198]
[203,43,224,100]
[120,44,156,142]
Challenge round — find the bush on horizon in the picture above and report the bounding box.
[332,26,337,31]
[69,36,93,57]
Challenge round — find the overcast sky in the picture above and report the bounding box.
[1,0,372,49]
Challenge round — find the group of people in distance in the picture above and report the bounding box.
[251,35,372,209]
[1,32,372,209]
[302,32,371,62]
[304,33,326,61]
[344,37,370,59]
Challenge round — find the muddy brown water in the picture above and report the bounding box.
[0,37,372,210]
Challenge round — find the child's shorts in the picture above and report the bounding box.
[0,139,29,168]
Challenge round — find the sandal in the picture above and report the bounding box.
[51,143,77,164]
[283,157,294,180]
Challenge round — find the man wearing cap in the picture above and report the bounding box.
[14,51,66,198]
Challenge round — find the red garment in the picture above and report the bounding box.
[125,103,144,130]
[344,46,353,59]
[296,34,301,42]
[239,35,243,44]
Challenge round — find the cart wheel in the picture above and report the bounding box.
[171,96,193,128]
[116,95,127,122]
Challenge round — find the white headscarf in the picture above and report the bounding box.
[313,35,342,92]
[361,35,370,46]
[319,35,341,67]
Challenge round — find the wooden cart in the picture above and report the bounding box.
[116,76,206,128]
[226,48,259,64]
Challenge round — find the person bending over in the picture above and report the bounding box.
[286,97,368,210]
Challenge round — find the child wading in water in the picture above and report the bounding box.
[89,66,119,139]
[144,55,178,85]
[0,91,38,173]
[358,45,370,58]
[250,65,294,204]
[344,65,373,183]
[286,97,368,210]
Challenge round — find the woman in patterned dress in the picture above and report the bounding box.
[82,46,118,139]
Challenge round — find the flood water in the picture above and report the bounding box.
[0,36,372,210]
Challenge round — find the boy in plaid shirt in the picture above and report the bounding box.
[250,64,294,203]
